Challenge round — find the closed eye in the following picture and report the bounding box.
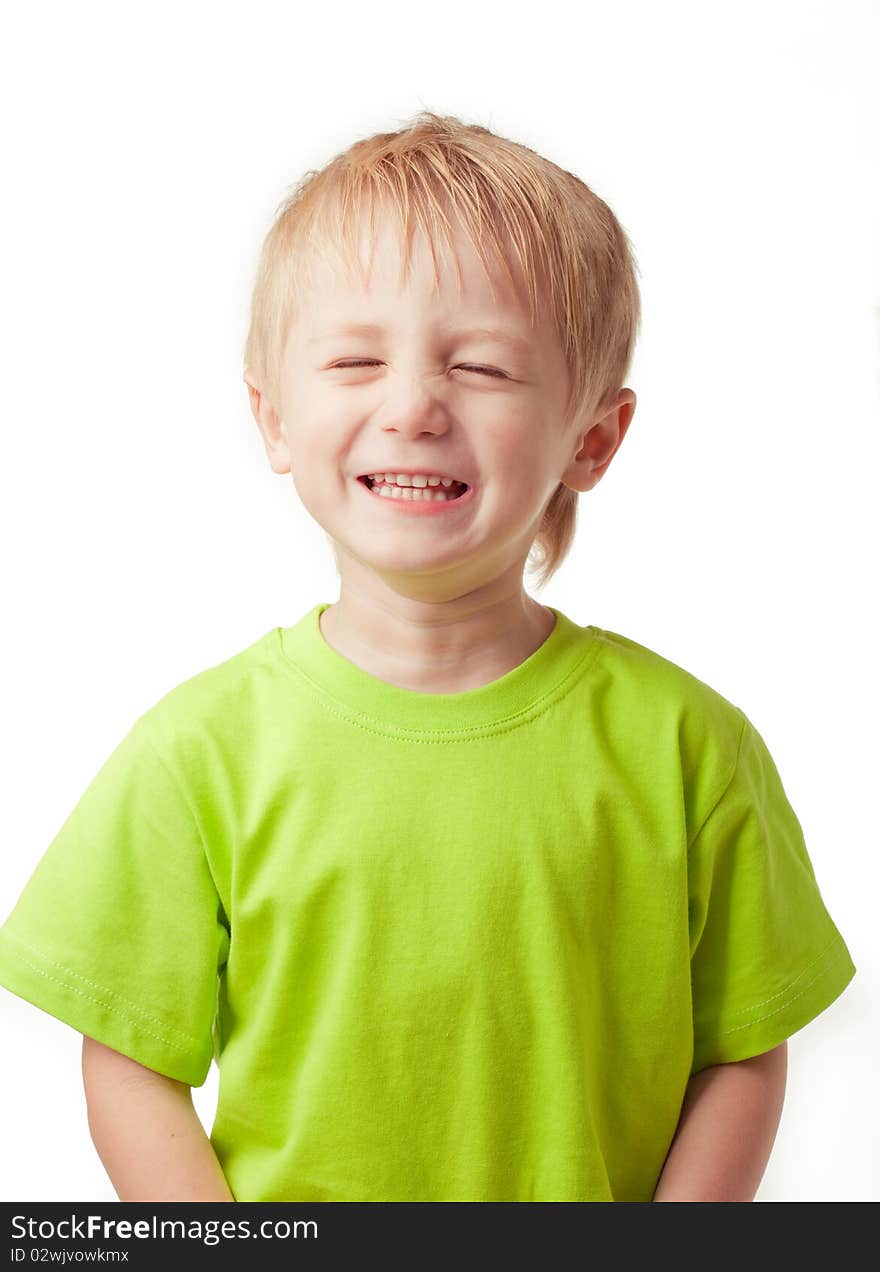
[330,360,508,379]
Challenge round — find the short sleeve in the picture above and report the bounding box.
[0,713,230,1086]
[687,711,856,1076]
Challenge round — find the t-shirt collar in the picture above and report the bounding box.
[276,602,600,736]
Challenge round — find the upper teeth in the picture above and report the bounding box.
[366,473,464,488]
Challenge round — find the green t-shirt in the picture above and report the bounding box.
[0,604,856,1202]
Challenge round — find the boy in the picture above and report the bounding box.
[0,111,856,1203]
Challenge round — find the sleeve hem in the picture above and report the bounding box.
[0,930,212,1087]
[690,932,857,1076]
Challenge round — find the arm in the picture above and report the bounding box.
[652,1040,788,1202]
[82,1035,235,1202]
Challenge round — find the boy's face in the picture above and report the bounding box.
[248,206,634,603]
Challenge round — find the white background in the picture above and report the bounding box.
[1,0,877,1202]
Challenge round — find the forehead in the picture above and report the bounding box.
[293,202,545,337]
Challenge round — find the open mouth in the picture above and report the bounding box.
[358,475,469,501]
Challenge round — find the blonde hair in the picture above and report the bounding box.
[243,110,641,589]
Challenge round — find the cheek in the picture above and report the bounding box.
[290,419,348,472]
[481,419,541,480]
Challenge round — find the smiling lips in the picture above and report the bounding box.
[359,476,468,503]
[358,471,470,505]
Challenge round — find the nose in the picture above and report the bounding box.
[375,376,452,439]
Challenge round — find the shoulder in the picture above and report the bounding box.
[587,625,749,804]
[129,628,283,769]
[590,626,744,725]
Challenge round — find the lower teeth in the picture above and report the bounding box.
[370,483,464,502]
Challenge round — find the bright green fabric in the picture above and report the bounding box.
[0,604,856,1201]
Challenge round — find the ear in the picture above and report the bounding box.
[561,388,637,494]
[244,371,291,475]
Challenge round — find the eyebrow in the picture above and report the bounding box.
[307,322,533,355]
